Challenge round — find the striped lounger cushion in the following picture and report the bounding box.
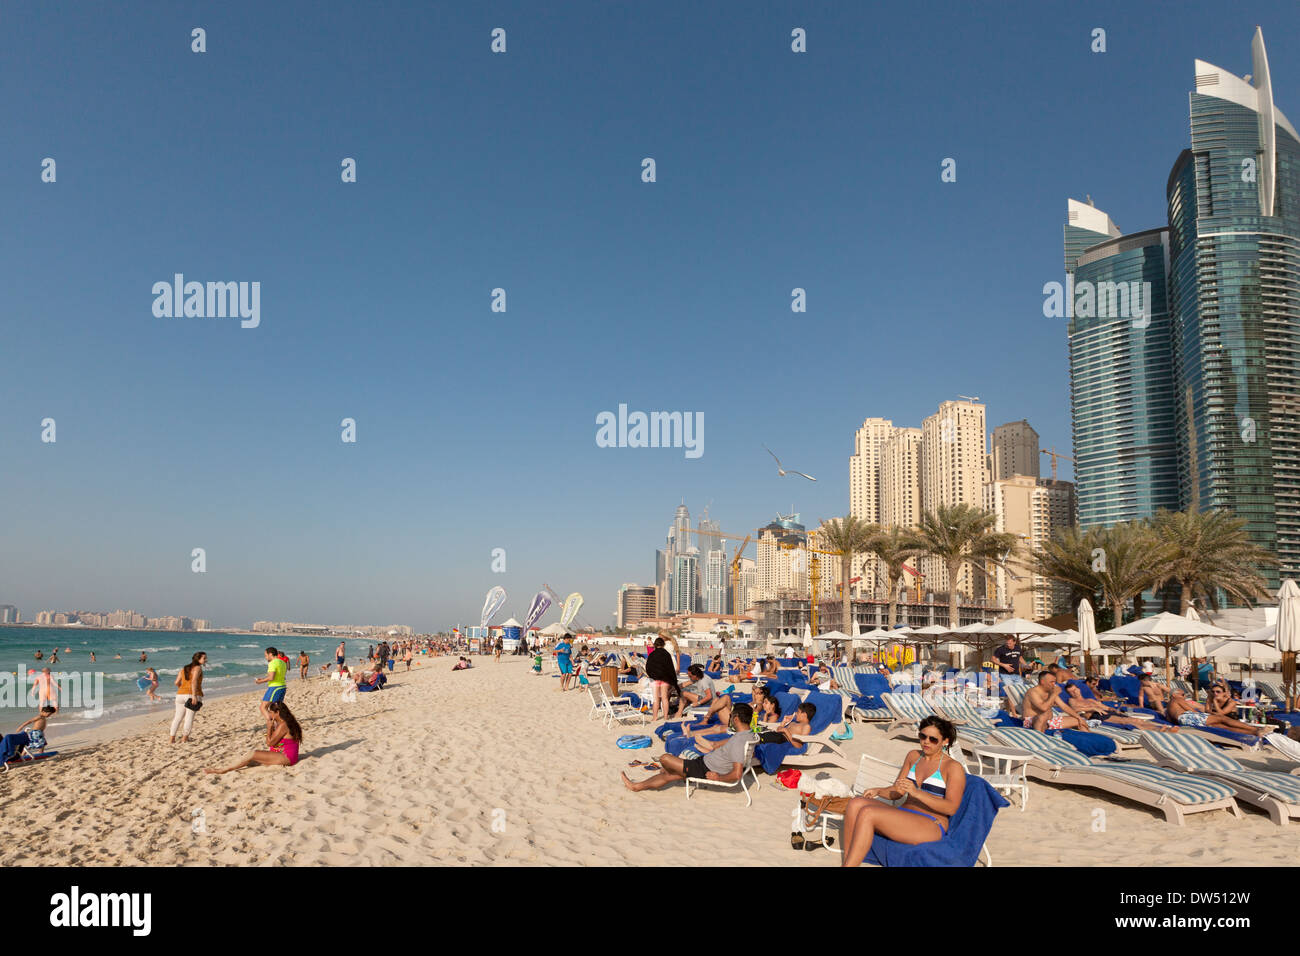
[1141,732,1300,802]
[883,694,934,721]
[1082,761,1237,805]
[856,708,890,720]
[991,727,1095,767]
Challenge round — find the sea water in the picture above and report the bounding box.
[0,626,380,731]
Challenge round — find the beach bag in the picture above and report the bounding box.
[800,773,853,824]
[617,735,652,749]
[775,769,802,790]
[830,721,853,741]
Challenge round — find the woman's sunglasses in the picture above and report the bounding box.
[918,732,943,744]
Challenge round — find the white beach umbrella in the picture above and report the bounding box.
[1277,579,1300,710]
[1097,611,1235,685]
[1077,599,1099,678]
[1184,607,1208,690]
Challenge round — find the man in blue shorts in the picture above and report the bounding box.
[256,646,289,725]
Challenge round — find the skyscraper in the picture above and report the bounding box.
[1064,28,1300,584]
[920,399,987,598]
[1065,214,1181,528]
[991,420,1041,481]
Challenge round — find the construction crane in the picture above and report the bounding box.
[901,562,924,605]
[778,535,839,639]
[1041,447,1076,481]
[686,527,753,640]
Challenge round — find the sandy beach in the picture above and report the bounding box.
[3,658,1298,866]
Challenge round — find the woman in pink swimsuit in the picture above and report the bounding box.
[204,701,303,774]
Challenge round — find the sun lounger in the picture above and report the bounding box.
[989,727,1240,825]
[1265,733,1300,775]
[683,738,761,807]
[586,685,646,729]
[1140,731,1300,825]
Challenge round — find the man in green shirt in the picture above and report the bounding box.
[256,646,289,724]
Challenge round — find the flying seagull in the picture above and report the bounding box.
[764,445,817,481]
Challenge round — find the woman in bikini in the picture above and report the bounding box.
[204,701,303,773]
[839,715,966,867]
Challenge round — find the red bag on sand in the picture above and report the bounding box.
[776,769,802,790]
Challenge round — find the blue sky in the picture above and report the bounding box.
[2,0,1297,631]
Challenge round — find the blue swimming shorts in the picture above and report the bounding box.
[263,686,287,703]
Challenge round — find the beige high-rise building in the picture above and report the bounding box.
[880,427,923,530]
[985,476,1077,620]
[617,584,658,629]
[849,417,895,522]
[737,558,757,615]
[849,417,896,596]
[919,399,988,599]
[992,420,1040,481]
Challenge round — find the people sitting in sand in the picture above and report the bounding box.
[1169,687,1266,736]
[1020,668,1089,732]
[452,656,472,671]
[621,704,756,794]
[838,716,966,867]
[204,701,303,774]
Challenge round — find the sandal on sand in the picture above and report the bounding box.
[790,832,805,850]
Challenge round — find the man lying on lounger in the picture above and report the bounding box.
[1167,688,1267,736]
[621,704,755,793]
[1020,669,1090,732]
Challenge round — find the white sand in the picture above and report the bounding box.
[2,658,1297,865]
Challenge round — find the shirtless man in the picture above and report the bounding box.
[1169,688,1267,736]
[1137,674,1167,711]
[754,701,815,747]
[1020,669,1088,732]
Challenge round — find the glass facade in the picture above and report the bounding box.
[1068,229,1181,529]
[1063,30,1300,588]
[1166,74,1300,588]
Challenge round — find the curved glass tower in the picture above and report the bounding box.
[1063,28,1300,588]
[1068,225,1180,528]
[1166,28,1300,587]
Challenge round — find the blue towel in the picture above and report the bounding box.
[655,715,718,740]
[1057,730,1116,756]
[1110,675,1142,704]
[705,670,723,680]
[756,738,807,774]
[865,775,1009,867]
[0,732,32,763]
[803,690,844,732]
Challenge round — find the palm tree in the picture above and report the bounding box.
[1024,525,1104,612]
[914,504,1019,630]
[862,525,927,628]
[1150,509,1277,614]
[1088,520,1168,627]
[818,515,876,637]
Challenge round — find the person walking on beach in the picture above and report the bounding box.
[403,645,413,671]
[144,666,161,701]
[255,647,288,725]
[298,651,310,680]
[335,640,346,673]
[204,701,303,774]
[494,637,503,663]
[33,667,58,714]
[170,652,206,743]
